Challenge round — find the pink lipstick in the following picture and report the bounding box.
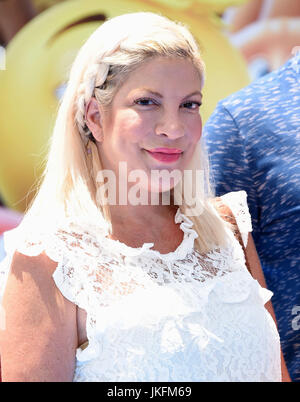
[145,148,183,163]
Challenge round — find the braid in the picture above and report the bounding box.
[75,61,109,145]
[74,37,125,146]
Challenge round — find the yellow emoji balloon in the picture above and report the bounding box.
[0,0,249,212]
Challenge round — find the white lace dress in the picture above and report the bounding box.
[0,191,281,382]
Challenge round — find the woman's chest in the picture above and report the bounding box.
[75,269,260,349]
[74,241,249,349]
[74,279,281,382]
[108,220,185,255]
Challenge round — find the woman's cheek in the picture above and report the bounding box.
[187,118,202,144]
[120,114,150,144]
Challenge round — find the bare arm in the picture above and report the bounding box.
[229,0,263,32]
[245,233,291,382]
[0,251,77,382]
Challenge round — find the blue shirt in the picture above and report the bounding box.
[203,54,300,381]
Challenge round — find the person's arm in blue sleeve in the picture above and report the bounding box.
[203,101,259,235]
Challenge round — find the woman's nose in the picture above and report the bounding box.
[154,111,185,139]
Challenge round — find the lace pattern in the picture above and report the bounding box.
[0,191,281,382]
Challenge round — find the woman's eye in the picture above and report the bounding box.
[134,98,158,106]
[182,101,202,110]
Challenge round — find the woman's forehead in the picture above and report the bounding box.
[116,57,202,95]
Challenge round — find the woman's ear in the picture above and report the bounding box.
[85,97,104,142]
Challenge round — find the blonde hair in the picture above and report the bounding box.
[23,12,230,253]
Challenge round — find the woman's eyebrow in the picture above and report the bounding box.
[135,88,203,100]
[182,91,203,100]
[137,88,163,98]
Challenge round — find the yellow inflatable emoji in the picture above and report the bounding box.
[33,0,65,13]
[0,0,250,212]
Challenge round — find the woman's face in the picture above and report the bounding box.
[92,56,203,195]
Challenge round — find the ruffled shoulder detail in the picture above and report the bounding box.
[0,224,60,304]
[0,220,102,311]
[220,191,252,247]
[211,269,273,305]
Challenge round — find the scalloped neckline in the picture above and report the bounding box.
[102,208,199,262]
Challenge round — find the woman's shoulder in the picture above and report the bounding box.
[3,215,104,260]
[0,246,77,381]
[1,249,61,304]
[0,217,106,311]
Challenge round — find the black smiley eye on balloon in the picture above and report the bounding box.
[0,0,249,212]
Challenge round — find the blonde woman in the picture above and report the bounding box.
[0,12,290,382]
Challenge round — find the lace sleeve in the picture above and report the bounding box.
[0,221,101,311]
[220,191,253,248]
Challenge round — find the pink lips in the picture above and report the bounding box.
[145,148,183,163]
